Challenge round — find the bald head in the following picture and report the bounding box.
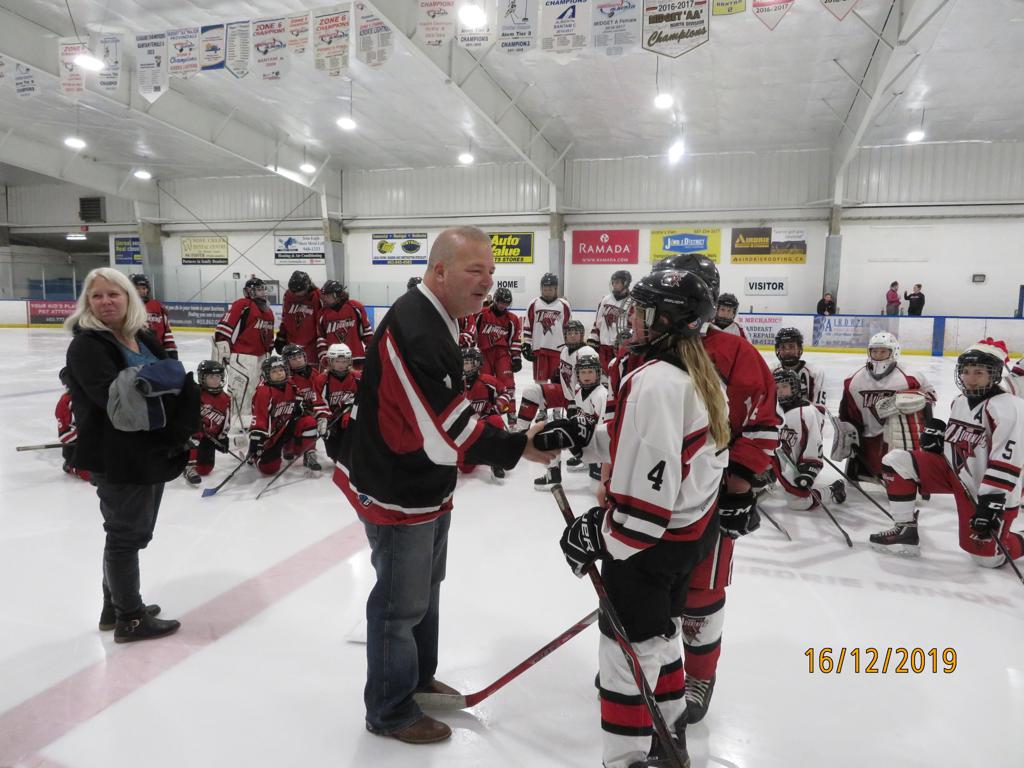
[424,226,495,319]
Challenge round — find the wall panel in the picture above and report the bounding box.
[157,176,322,223]
[6,184,134,225]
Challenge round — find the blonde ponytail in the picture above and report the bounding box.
[677,335,730,449]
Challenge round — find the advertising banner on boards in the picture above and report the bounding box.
[182,236,229,265]
[572,229,639,264]
[489,232,535,264]
[649,228,721,263]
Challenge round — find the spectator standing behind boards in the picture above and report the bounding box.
[816,292,837,315]
[904,284,925,316]
[884,281,901,316]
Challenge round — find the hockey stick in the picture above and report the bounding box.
[777,451,853,548]
[201,454,250,498]
[255,453,303,500]
[756,503,792,542]
[940,455,1024,587]
[415,609,599,711]
[551,485,688,768]
[821,456,894,522]
[16,442,64,452]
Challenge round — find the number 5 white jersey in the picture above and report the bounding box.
[603,359,728,561]
[945,391,1024,508]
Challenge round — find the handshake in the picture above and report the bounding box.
[533,414,596,454]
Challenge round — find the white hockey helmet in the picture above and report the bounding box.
[574,345,602,385]
[867,331,900,380]
[326,343,353,370]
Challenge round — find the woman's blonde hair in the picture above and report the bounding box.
[677,334,730,449]
[64,267,149,337]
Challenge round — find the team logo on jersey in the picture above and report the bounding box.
[325,318,356,335]
[602,304,623,329]
[536,309,561,334]
[200,403,227,429]
[779,424,799,456]
[681,615,707,643]
[480,322,507,342]
[860,389,895,420]
[947,418,987,471]
[146,312,162,327]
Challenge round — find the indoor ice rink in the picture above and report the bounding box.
[1,1,1024,767]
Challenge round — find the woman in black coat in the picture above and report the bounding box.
[64,268,198,642]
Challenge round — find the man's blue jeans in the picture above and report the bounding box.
[363,513,450,733]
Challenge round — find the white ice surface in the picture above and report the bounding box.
[0,328,1021,768]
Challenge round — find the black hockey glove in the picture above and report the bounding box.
[535,416,595,453]
[511,357,522,373]
[213,435,230,453]
[718,489,760,539]
[921,418,946,454]
[794,462,819,490]
[560,506,605,578]
[521,342,534,362]
[247,434,265,461]
[970,493,1005,540]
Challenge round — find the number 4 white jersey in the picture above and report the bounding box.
[945,391,1024,508]
[604,359,727,561]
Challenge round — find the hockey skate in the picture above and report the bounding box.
[588,463,602,481]
[682,674,715,724]
[184,465,201,486]
[629,729,690,768]
[828,479,847,504]
[491,466,506,481]
[533,464,561,490]
[869,520,920,557]
[303,450,322,472]
[566,455,586,472]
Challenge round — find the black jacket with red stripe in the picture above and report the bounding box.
[336,286,527,525]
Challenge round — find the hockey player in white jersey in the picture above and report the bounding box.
[773,327,827,407]
[770,368,845,509]
[588,270,632,383]
[872,339,1024,566]
[535,268,728,768]
[711,292,747,338]
[522,272,572,383]
[834,331,936,481]
[563,346,608,481]
[1005,357,1024,398]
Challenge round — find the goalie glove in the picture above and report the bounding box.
[830,420,860,461]
[560,506,605,578]
[920,418,946,454]
[535,415,595,453]
[718,489,760,539]
[875,395,900,420]
[970,494,1005,540]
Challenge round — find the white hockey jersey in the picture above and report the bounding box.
[556,345,581,402]
[945,391,1024,508]
[1005,358,1024,399]
[589,293,629,348]
[523,297,572,354]
[777,403,827,483]
[602,359,728,561]
[839,364,936,438]
[775,360,827,407]
[574,381,609,433]
[716,320,747,339]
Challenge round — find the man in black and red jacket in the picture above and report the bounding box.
[336,226,555,745]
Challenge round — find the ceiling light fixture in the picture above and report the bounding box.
[906,107,926,143]
[73,52,105,71]
[458,152,475,165]
[667,122,686,164]
[337,79,357,131]
[64,136,86,150]
[653,57,673,110]
[300,145,316,174]
[66,233,87,240]
[458,2,488,29]
[133,169,152,180]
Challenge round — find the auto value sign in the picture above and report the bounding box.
[571,229,639,264]
[744,277,788,295]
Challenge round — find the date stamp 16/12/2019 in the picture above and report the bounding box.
[805,647,957,674]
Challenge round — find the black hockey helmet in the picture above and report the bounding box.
[129,273,151,290]
[261,355,289,386]
[652,254,720,301]
[621,269,715,353]
[197,359,226,394]
[244,277,267,301]
[774,327,804,365]
[717,292,739,310]
[321,279,347,302]
[281,343,307,369]
[575,346,602,380]
[956,338,1007,397]
[407,276,423,291]
[540,272,558,287]
[462,346,482,379]
[773,367,804,410]
[611,270,632,299]
[565,319,586,351]
[493,286,513,306]
[288,270,313,294]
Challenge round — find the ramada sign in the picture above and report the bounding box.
[572,229,640,264]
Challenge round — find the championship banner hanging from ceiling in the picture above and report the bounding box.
[0,55,7,86]
[820,0,862,21]
[15,63,37,99]
[314,6,350,77]
[649,228,721,263]
[712,0,746,15]
[252,17,289,81]
[58,38,87,96]
[752,0,794,30]
[96,34,123,91]
[356,3,394,68]
[135,32,168,103]
[200,25,226,71]
[225,21,251,78]
[540,0,591,55]
[457,1,495,49]
[498,0,535,54]
[372,233,429,265]
[417,1,456,48]
[287,12,311,55]
[593,0,640,56]
[642,0,710,58]
[167,27,200,79]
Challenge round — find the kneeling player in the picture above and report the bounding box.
[460,347,509,480]
[282,343,330,471]
[564,347,608,481]
[56,368,89,481]
[771,369,844,508]
[248,357,319,476]
[320,344,360,463]
[872,339,1024,566]
[184,360,231,485]
[834,332,936,481]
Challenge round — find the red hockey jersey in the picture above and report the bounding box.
[289,366,331,420]
[317,300,373,362]
[475,306,522,358]
[249,381,301,440]
[197,390,231,441]
[215,298,275,356]
[458,313,478,348]
[321,369,361,420]
[144,298,178,356]
[56,392,77,444]
[465,373,504,418]
[276,289,321,350]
